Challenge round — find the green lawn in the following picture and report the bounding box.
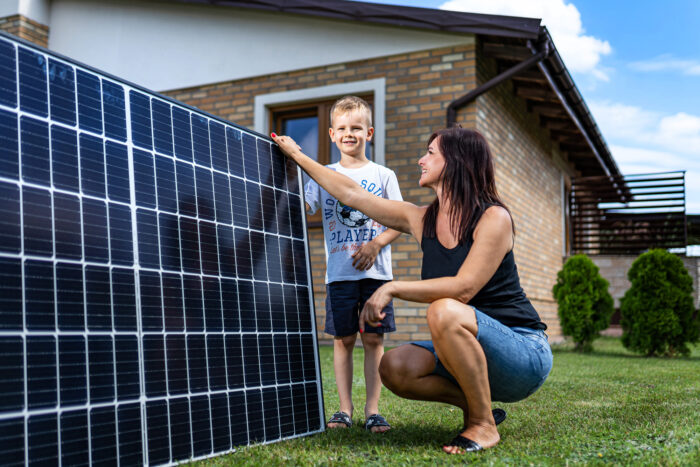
[194,337,700,466]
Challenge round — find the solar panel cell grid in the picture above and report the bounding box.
[0,33,323,466]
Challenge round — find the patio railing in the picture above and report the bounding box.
[570,171,687,255]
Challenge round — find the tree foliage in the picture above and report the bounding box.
[620,249,699,357]
[553,255,614,352]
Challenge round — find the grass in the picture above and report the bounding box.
[193,337,700,466]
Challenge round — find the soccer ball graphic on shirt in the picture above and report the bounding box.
[336,201,370,228]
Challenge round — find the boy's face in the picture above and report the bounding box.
[329,110,374,158]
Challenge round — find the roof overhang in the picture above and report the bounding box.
[169,0,620,178]
[170,0,541,38]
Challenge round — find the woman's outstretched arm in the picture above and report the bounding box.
[272,133,424,236]
[360,207,514,327]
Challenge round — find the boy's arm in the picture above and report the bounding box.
[304,179,320,215]
[352,169,405,270]
[351,228,401,271]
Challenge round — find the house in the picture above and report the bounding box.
[0,0,624,341]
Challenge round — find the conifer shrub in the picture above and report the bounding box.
[620,249,699,357]
[553,254,614,352]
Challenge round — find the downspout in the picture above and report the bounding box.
[446,40,550,127]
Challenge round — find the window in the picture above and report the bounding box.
[254,79,386,227]
[270,96,373,226]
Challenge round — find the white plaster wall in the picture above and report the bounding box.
[0,0,50,24]
[46,0,472,92]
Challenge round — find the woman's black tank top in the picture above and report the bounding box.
[421,232,546,330]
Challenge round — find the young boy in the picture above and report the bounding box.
[304,96,402,433]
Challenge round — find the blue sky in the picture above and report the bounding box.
[352,0,700,214]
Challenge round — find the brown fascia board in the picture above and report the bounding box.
[169,0,542,38]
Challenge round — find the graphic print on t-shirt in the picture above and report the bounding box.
[336,200,370,228]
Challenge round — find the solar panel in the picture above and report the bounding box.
[0,31,324,466]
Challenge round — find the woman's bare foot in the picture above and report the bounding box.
[442,421,500,454]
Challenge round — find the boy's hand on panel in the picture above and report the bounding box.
[359,283,392,332]
[351,241,381,270]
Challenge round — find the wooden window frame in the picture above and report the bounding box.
[269,95,374,227]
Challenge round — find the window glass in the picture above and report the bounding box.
[282,116,318,188]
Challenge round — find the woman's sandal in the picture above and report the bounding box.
[447,408,506,453]
[492,408,507,425]
[459,408,507,430]
[443,435,483,453]
[364,413,391,432]
[327,411,352,428]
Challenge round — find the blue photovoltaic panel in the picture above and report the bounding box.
[0,32,323,466]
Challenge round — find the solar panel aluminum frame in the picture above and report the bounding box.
[0,29,325,466]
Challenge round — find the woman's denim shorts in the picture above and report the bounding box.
[412,308,553,402]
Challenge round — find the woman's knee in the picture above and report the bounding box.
[379,345,434,391]
[378,348,401,386]
[426,298,476,338]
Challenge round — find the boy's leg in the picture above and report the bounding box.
[325,281,362,428]
[358,279,395,433]
[360,331,388,432]
[331,334,357,428]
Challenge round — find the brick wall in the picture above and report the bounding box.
[166,43,478,344]
[589,254,700,309]
[472,41,574,338]
[166,40,570,343]
[0,15,49,48]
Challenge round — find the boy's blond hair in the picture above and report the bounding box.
[330,95,372,127]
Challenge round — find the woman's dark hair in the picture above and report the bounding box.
[422,127,513,244]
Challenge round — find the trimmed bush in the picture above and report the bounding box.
[553,254,614,352]
[620,249,699,357]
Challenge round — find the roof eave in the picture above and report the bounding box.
[169,0,542,39]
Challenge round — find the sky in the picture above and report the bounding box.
[351,0,700,214]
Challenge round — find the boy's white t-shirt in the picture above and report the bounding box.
[305,161,403,284]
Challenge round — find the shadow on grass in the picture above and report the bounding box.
[318,423,457,450]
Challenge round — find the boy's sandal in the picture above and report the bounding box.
[364,413,391,432]
[443,435,483,453]
[327,411,352,428]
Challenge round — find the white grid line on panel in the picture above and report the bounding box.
[122,83,151,467]
[147,87,177,466]
[11,38,32,467]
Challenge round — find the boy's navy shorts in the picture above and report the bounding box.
[324,278,396,337]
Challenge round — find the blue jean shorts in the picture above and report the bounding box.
[325,279,396,336]
[412,308,553,402]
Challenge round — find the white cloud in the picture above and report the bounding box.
[439,0,612,79]
[590,101,700,158]
[629,55,700,76]
[588,101,700,213]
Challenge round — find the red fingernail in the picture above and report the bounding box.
[270,132,277,138]
[359,328,364,333]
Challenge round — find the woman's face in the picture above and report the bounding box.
[418,137,445,189]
